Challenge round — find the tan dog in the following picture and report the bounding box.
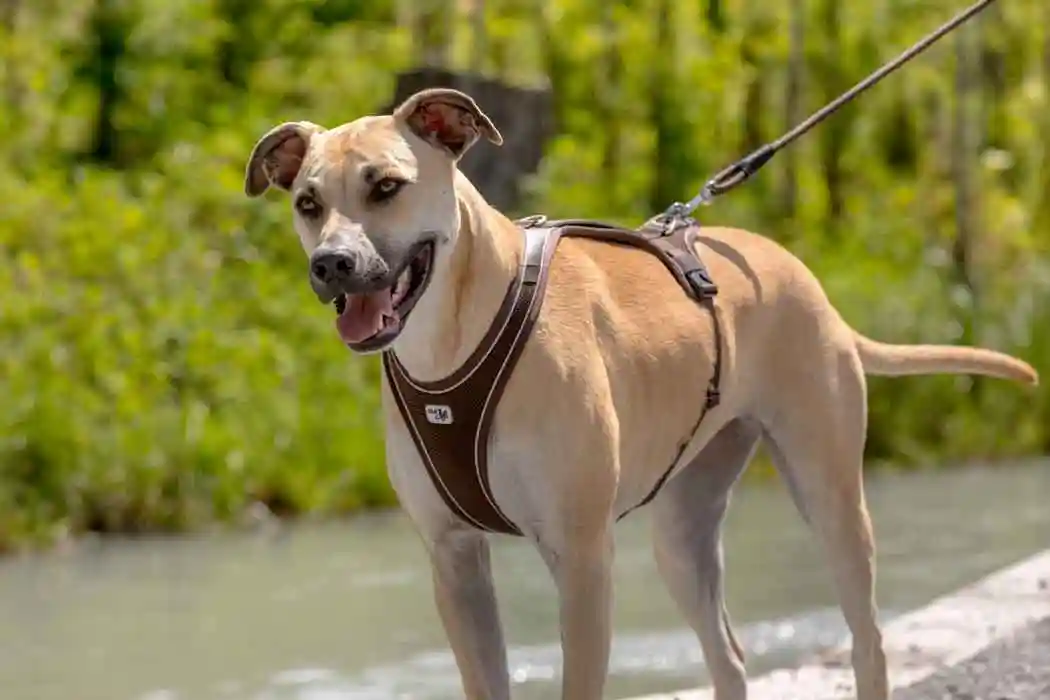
[243,88,1038,700]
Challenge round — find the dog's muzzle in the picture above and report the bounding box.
[311,238,437,353]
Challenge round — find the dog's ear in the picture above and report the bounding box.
[244,121,324,197]
[393,88,503,160]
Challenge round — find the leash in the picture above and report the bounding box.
[661,0,1000,221]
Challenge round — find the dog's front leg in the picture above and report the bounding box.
[428,527,511,700]
[538,527,615,700]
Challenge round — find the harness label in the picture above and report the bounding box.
[424,404,454,425]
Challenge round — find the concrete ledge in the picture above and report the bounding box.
[622,549,1050,700]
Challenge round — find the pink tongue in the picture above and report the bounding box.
[336,291,395,344]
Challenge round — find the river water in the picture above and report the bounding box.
[0,462,1047,700]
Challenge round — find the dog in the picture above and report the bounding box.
[243,88,1038,700]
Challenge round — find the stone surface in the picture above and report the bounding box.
[892,616,1050,700]
[621,549,1050,700]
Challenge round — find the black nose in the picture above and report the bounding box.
[310,248,356,287]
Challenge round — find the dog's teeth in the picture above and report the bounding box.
[392,272,411,305]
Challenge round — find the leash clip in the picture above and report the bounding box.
[644,205,697,238]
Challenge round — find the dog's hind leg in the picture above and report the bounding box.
[651,417,763,700]
[761,347,889,700]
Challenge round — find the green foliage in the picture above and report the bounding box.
[0,0,1047,551]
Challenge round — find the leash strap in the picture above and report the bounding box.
[663,0,1000,219]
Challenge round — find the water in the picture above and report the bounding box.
[0,462,1047,700]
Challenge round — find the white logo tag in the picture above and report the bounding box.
[425,404,454,425]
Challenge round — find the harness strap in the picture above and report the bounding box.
[382,225,562,535]
[529,216,724,520]
[620,296,722,518]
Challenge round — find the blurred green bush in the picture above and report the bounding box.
[0,0,1047,551]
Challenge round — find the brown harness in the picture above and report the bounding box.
[382,214,723,536]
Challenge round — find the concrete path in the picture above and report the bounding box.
[621,548,1050,700]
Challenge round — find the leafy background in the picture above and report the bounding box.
[1,0,1047,552]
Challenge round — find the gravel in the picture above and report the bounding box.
[892,616,1050,700]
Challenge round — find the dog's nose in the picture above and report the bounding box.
[310,247,357,287]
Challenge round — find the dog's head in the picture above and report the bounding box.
[244,88,503,353]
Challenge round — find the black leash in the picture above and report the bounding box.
[662,0,1000,220]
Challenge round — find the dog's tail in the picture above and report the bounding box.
[853,331,1038,385]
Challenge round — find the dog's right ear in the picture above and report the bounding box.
[244,121,324,197]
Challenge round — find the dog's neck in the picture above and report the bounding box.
[390,171,524,381]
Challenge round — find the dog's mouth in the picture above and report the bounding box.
[333,240,435,353]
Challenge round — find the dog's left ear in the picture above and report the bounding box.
[393,88,503,160]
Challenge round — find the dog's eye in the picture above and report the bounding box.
[295,194,322,218]
[370,177,405,203]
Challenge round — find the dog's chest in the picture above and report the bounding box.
[383,215,723,538]
[381,225,557,537]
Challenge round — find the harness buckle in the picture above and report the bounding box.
[517,214,548,229]
[685,268,719,299]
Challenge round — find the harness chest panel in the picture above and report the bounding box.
[382,215,723,536]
